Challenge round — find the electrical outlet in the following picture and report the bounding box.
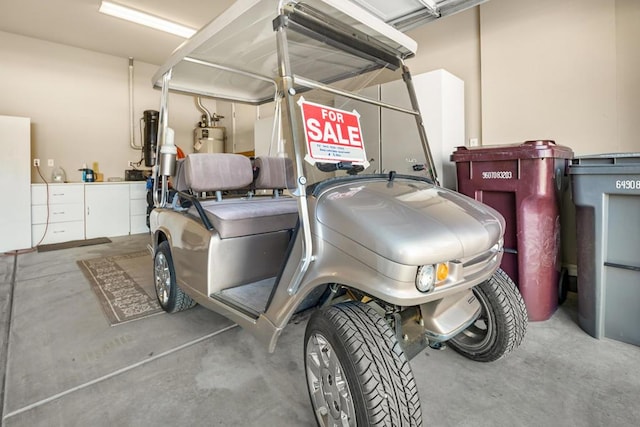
[128,161,135,167]
[48,159,54,167]
[469,138,479,147]
[33,158,40,167]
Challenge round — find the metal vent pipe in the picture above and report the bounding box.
[129,57,142,150]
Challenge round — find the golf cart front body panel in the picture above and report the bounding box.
[315,176,504,265]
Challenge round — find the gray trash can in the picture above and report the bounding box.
[570,153,640,346]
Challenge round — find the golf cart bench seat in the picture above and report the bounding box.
[182,153,298,239]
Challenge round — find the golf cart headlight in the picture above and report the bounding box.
[416,265,436,293]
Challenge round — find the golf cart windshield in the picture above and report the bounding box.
[153,0,416,101]
[153,0,436,194]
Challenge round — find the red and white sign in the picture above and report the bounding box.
[298,97,368,166]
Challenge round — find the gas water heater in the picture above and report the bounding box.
[194,97,225,153]
[194,126,225,153]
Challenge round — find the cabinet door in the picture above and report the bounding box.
[232,103,256,154]
[381,71,464,189]
[216,101,233,152]
[85,184,130,238]
[214,101,256,154]
[380,80,429,177]
[32,184,84,205]
[32,222,84,245]
[0,116,31,252]
[32,203,84,224]
[335,85,381,173]
[129,182,149,235]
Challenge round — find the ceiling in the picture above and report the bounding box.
[0,0,236,65]
[0,0,486,66]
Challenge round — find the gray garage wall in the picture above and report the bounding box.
[402,0,640,155]
[0,30,204,183]
[2,0,637,184]
[480,0,639,155]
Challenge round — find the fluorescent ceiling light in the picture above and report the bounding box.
[99,1,196,38]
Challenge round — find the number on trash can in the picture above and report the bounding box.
[616,180,640,190]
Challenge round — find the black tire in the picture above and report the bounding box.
[304,301,421,427]
[448,269,528,362]
[154,241,196,313]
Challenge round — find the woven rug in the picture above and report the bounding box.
[78,251,162,326]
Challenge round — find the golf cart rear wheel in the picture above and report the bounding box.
[304,301,422,427]
[154,241,196,313]
[448,269,527,362]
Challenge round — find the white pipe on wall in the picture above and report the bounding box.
[129,57,142,150]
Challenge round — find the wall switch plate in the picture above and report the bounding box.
[33,158,40,167]
[48,159,54,167]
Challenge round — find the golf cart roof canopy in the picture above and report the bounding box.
[152,0,485,105]
[356,0,488,32]
[152,0,419,104]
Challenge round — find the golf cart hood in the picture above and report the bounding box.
[315,177,504,266]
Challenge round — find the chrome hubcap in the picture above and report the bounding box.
[154,252,170,306]
[306,333,355,427]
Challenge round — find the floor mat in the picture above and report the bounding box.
[77,251,162,325]
[37,237,112,252]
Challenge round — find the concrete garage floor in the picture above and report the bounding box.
[1,234,638,426]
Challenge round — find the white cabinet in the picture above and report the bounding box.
[0,116,31,252]
[129,182,149,234]
[335,85,382,173]
[335,70,464,189]
[218,101,257,153]
[232,103,256,153]
[31,182,147,246]
[382,70,464,189]
[85,184,130,239]
[31,184,85,246]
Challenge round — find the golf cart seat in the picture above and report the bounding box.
[172,158,188,192]
[254,156,295,194]
[183,153,298,239]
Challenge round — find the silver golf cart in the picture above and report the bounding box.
[149,0,527,425]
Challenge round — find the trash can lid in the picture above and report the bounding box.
[569,153,640,175]
[451,140,574,162]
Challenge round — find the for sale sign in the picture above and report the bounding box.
[298,97,369,167]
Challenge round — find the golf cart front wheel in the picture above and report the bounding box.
[304,301,422,427]
[448,269,528,362]
[154,241,196,313]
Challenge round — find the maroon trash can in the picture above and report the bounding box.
[451,140,573,321]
